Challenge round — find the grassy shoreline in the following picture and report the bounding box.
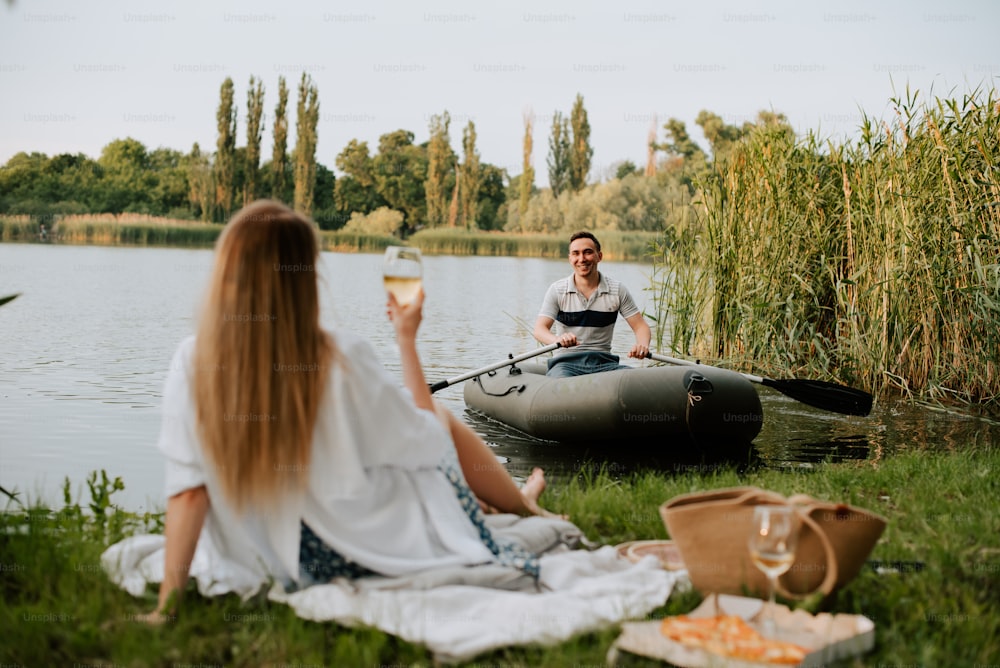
[2,447,997,666]
[0,215,661,262]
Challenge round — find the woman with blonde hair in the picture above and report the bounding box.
[150,200,558,619]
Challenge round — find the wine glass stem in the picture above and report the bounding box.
[764,575,778,636]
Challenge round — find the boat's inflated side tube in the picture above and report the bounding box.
[464,362,763,442]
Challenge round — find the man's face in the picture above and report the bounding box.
[568,237,601,279]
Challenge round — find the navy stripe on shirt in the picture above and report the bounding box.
[557,309,618,328]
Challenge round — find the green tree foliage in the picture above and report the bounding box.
[372,130,427,231]
[694,110,747,163]
[185,143,213,221]
[343,206,404,235]
[459,120,481,229]
[97,138,155,213]
[214,77,237,222]
[520,111,534,215]
[334,139,385,218]
[569,94,593,192]
[475,163,506,231]
[311,162,337,229]
[0,151,100,215]
[147,147,190,216]
[293,73,320,216]
[424,111,454,228]
[244,76,265,205]
[614,160,641,180]
[655,118,709,189]
[660,118,702,159]
[547,111,571,198]
[271,76,290,202]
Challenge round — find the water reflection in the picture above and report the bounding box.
[1,243,997,510]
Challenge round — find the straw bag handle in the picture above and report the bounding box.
[776,500,839,598]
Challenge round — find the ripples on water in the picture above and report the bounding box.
[1,243,996,510]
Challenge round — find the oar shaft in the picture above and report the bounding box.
[429,342,560,393]
[646,352,763,383]
[646,351,873,416]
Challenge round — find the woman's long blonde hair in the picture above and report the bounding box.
[193,200,333,511]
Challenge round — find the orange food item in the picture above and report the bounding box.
[659,614,808,665]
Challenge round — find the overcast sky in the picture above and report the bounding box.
[1,0,996,185]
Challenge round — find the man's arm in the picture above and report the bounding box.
[533,315,577,348]
[624,312,651,359]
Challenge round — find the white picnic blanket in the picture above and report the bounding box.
[102,516,684,663]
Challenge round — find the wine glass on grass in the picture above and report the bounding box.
[748,505,799,637]
[382,246,422,306]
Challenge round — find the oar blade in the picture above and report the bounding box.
[761,378,873,416]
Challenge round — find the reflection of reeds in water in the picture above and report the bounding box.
[654,87,1000,411]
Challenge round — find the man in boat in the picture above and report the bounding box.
[533,231,652,377]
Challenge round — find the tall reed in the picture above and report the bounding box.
[654,87,1000,411]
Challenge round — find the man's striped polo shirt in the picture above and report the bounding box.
[538,272,640,355]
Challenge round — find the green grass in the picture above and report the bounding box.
[2,448,997,666]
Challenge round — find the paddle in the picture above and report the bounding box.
[429,342,561,393]
[646,352,873,416]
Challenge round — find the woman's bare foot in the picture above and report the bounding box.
[520,467,546,503]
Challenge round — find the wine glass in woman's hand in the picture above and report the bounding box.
[382,246,423,306]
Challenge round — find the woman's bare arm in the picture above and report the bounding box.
[147,485,209,621]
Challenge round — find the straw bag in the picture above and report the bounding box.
[659,487,887,598]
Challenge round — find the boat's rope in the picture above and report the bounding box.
[684,392,702,437]
[473,375,526,397]
[684,373,711,439]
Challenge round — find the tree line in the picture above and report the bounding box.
[0,75,793,235]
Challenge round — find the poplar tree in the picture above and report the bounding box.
[424,111,452,227]
[186,142,213,222]
[293,73,319,216]
[645,115,658,177]
[244,75,265,204]
[271,76,289,201]
[547,111,571,198]
[569,93,593,192]
[459,120,481,229]
[213,77,237,221]
[519,110,534,215]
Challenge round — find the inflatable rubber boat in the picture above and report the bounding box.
[463,360,764,443]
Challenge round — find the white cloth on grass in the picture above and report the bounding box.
[102,519,683,664]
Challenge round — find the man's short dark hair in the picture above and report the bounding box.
[569,231,601,252]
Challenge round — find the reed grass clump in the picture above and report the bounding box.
[655,86,1000,412]
[317,230,398,254]
[409,228,659,261]
[0,215,46,242]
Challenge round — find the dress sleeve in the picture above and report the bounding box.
[156,337,207,498]
[305,331,451,500]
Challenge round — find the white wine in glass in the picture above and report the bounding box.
[382,246,423,305]
[748,505,799,637]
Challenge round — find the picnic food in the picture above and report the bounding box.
[659,614,809,664]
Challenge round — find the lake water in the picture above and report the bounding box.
[1,243,996,511]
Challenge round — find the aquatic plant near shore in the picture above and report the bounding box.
[654,86,1000,412]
